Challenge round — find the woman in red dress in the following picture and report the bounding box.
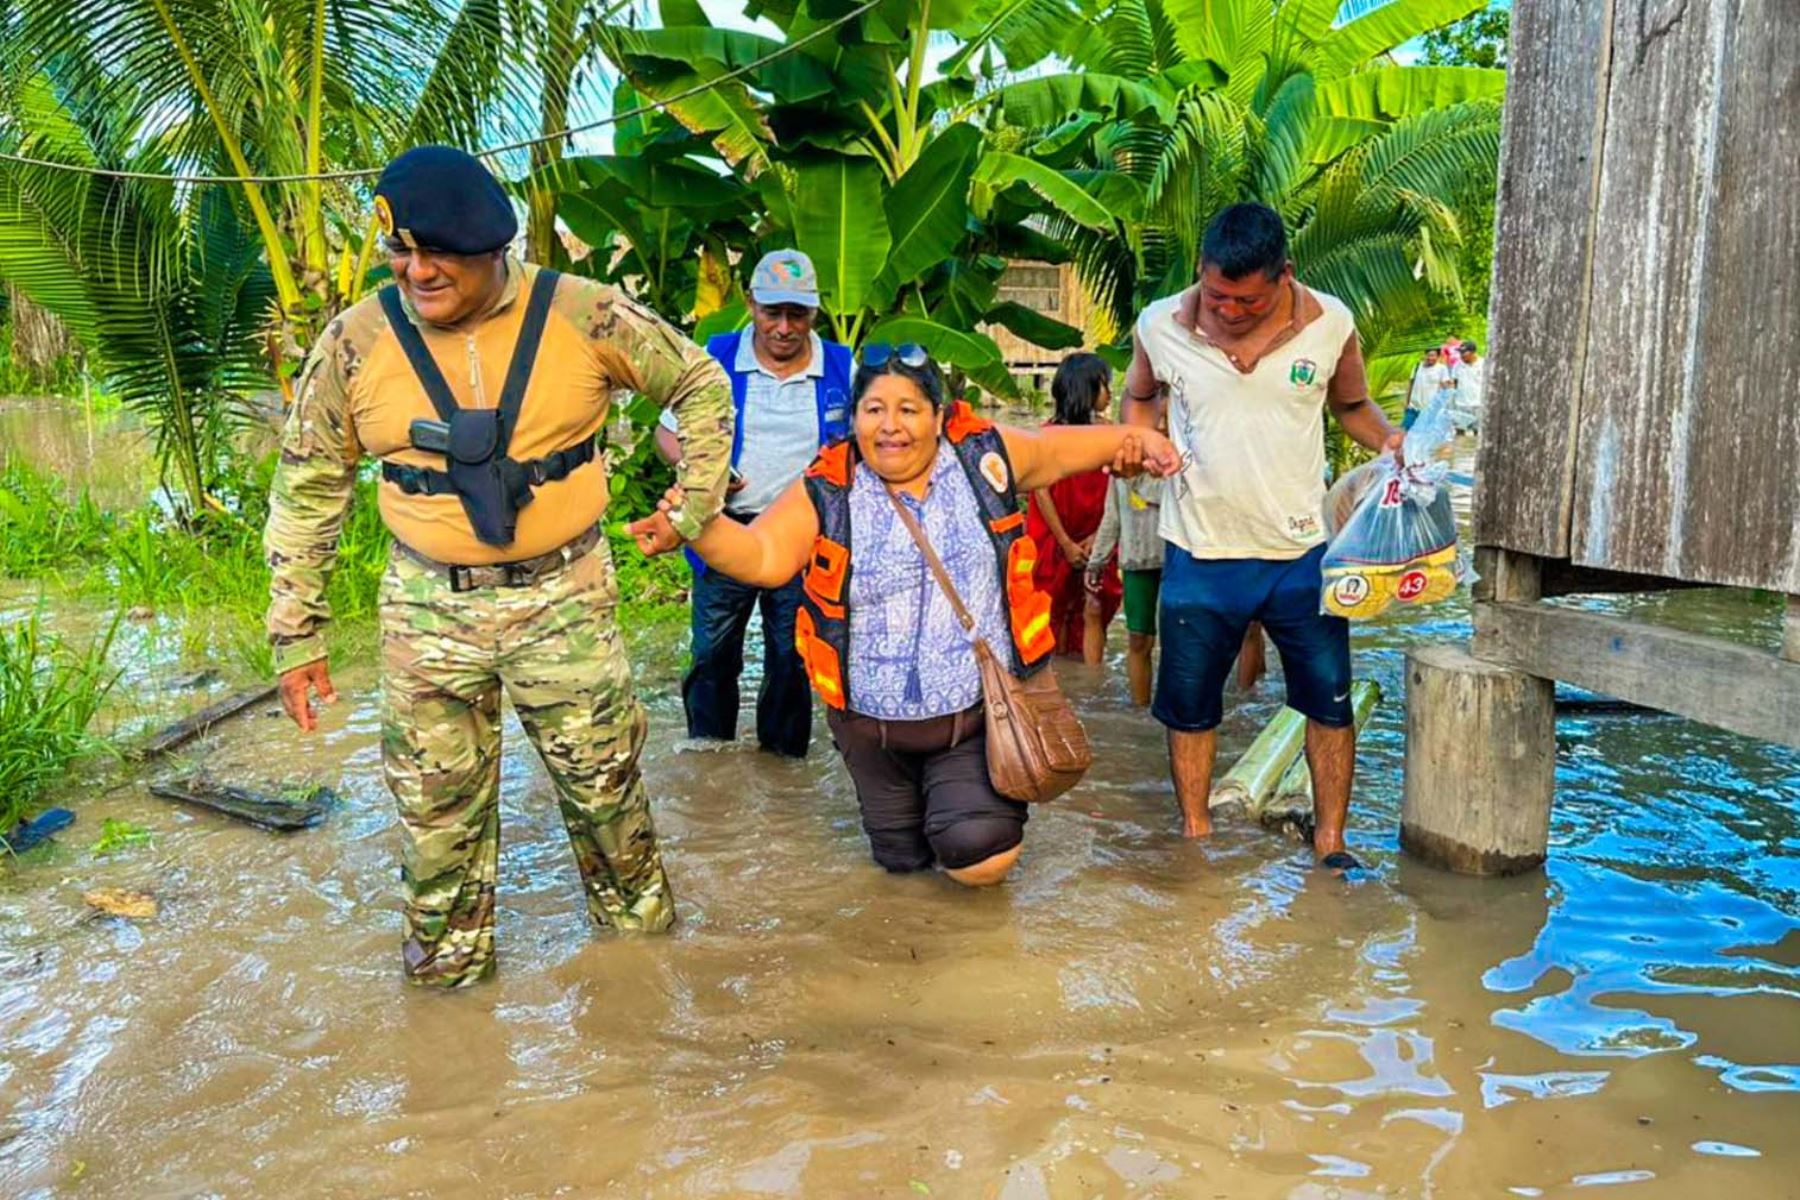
[1026,353,1122,661]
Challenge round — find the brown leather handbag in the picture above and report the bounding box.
[886,489,1092,803]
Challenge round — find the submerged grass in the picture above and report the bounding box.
[0,607,119,841]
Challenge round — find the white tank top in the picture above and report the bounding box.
[1136,288,1356,560]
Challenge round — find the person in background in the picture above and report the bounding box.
[1449,338,1485,431]
[1025,353,1122,662]
[630,346,1179,886]
[655,250,852,758]
[1123,202,1403,868]
[1404,346,1444,430]
[1085,407,1166,704]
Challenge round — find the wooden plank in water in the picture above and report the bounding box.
[148,776,334,832]
[1472,600,1800,749]
[1472,0,1614,557]
[1569,0,1800,591]
[130,685,279,762]
[1784,596,1800,664]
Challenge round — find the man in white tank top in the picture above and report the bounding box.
[1122,203,1403,870]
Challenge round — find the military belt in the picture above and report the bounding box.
[395,524,603,593]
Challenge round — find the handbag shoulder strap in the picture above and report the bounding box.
[883,484,978,636]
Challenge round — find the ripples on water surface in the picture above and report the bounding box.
[1,426,1796,1197]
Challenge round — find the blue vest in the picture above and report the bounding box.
[687,330,854,574]
[705,330,854,464]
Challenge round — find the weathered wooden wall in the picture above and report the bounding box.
[1475,0,1800,593]
[1473,0,1612,558]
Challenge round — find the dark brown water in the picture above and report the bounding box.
[3,406,1797,1198]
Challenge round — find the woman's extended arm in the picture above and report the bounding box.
[1001,423,1179,493]
[630,477,818,587]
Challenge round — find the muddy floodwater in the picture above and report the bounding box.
[2,401,1797,1198]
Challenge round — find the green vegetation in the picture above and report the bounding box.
[92,817,152,856]
[1,449,691,681]
[0,607,118,840]
[1422,3,1511,70]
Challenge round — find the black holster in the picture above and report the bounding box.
[443,410,535,546]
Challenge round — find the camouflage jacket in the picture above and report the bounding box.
[264,258,731,675]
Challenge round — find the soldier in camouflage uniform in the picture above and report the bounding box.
[266,146,730,987]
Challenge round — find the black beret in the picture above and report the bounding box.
[373,146,518,255]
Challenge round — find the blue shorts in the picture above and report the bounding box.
[1152,543,1353,732]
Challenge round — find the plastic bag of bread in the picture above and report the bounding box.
[1320,395,1466,619]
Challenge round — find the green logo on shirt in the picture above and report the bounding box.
[1289,357,1318,387]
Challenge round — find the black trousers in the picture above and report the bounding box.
[682,559,812,757]
[827,705,1028,871]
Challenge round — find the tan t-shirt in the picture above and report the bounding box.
[1136,283,1361,560]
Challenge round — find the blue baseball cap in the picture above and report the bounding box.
[750,250,821,308]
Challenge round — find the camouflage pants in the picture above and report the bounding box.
[379,539,673,988]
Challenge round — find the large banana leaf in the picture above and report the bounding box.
[944,0,1089,73]
[607,26,838,105]
[871,124,983,307]
[983,301,1084,350]
[792,155,892,323]
[1311,65,1504,159]
[1319,0,1487,77]
[973,153,1126,231]
[865,315,1019,400]
[990,72,1173,127]
[537,155,751,213]
[598,27,775,174]
[1315,65,1506,119]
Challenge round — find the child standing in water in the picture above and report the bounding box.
[1086,409,1166,703]
[1026,354,1122,660]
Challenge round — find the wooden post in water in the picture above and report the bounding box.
[1401,643,1555,876]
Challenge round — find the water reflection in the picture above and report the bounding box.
[2,418,1798,1196]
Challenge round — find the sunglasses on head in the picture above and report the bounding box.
[860,342,929,369]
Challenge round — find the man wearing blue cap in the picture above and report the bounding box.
[264,145,732,986]
[655,250,852,758]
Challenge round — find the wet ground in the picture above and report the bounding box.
[2,407,1797,1198]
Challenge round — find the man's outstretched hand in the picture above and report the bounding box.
[625,485,687,557]
[1110,428,1183,479]
[279,660,337,733]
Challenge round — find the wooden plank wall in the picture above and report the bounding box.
[1472,0,1614,557]
[1479,0,1800,593]
[985,262,1095,371]
[1569,0,1800,591]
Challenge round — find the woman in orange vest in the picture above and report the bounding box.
[631,346,1178,887]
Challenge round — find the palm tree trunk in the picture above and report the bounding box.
[527,0,578,265]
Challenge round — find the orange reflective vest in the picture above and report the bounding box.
[793,401,1055,711]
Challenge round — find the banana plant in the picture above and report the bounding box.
[579,0,1167,396]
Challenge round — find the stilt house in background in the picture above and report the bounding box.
[986,262,1096,393]
[1403,0,1800,874]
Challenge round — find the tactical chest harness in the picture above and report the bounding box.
[377,269,595,548]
